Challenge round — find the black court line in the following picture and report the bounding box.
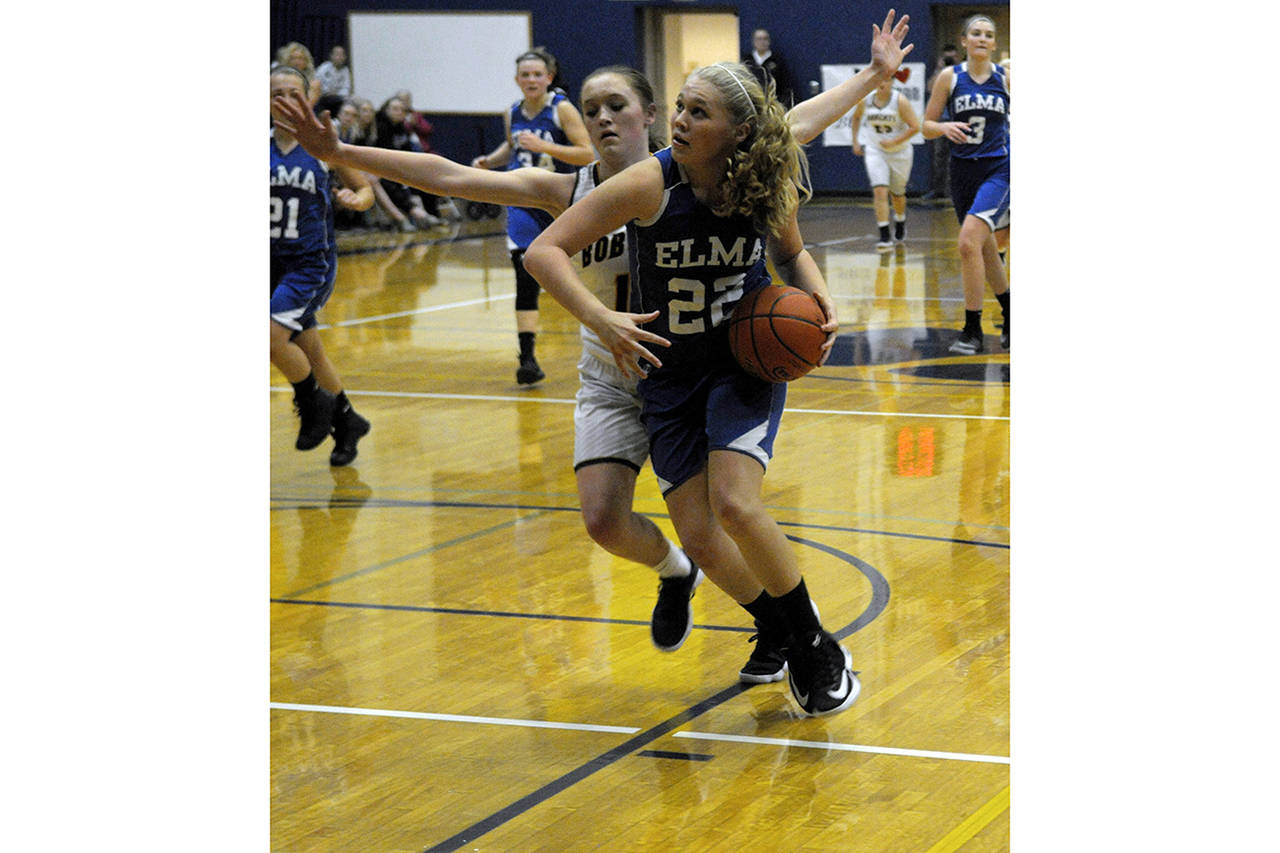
[409,537,890,853]
[778,519,1010,551]
[637,749,714,762]
[271,597,755,634]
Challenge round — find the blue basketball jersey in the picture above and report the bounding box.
[627,147,772,371]
[506,92,573,249]
[947,62,1009,160]
[270,137,334,256]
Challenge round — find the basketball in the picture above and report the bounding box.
[727,285,828,383]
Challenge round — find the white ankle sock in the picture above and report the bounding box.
[653,540,692,578]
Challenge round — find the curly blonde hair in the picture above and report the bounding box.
[688,62,810,237]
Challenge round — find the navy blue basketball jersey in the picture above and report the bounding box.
[947,62,1009,160]
[270,137,333,256]
[627,147,772,369]
[506,92,573,249]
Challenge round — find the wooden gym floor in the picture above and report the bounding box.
[270,198,1010,852]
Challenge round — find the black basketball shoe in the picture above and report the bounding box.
[785,630,861,716]
[948,329,985,355]
[650,563,702,651]
[517,353,545,385]
[295,387,338,451]
[329,407,371,467]
[739,621,788,684]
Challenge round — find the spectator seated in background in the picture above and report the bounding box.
[315,46,352,106]
[370,96,440,230]
[275,42,323,106]
[392,89,462,222]
[334,100,362,144]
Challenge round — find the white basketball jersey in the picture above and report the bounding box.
[571,163,632,367]
[859,90,910,152]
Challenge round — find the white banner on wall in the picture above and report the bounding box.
[819,62,927,147]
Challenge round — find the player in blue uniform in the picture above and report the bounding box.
[472,48,594,385]
[269,66,375,466]
[273,10,911,702]
[525,29,914,716]
[922,14,1010,354]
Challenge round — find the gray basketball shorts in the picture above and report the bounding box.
[573,352,650,472]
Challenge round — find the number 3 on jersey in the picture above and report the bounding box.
[667,275,745,333]
[271,196,300,239]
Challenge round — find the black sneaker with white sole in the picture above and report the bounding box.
[650,564,702,651]
[948,329,985,355]
[739,621,788,684]
[785,630,861,716]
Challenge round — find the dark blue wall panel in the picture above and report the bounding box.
[271,0,1009,194]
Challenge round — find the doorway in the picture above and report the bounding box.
[642,8,741,135]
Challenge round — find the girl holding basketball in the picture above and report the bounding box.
[271,10,911,710]
[524,43,912,715]
[921,14,1010,353]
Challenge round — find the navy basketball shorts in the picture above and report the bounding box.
[949,156,1010,231]
[270,250,335,333]
[640,364,787,496]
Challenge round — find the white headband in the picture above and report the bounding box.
[715,63,757,117]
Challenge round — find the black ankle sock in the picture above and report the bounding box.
[964,309,983,334]
[775,578,822,638]
[518,331,536,359]
[335,390,351,415]
[995,291,1009,318]
[742,590,786,633]
[894,219,905,239]
[877,224,891,242]
[291,372,317,399]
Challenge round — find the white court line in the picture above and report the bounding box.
[673,731,1009,765]
[317,293,514,329]
[268,388,1006,421]
[268,388,1008,421]
[269,702,640,734]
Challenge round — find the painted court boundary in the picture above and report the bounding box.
[267,702,1009,766]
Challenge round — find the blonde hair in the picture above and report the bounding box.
[688,61,810,238]
[276,42,316,79]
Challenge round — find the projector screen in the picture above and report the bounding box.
[348,11,531,114]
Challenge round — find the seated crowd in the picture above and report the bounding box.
[273,41,463,232]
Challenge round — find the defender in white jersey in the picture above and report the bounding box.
[851,76,920,249]
[273,14,912,692]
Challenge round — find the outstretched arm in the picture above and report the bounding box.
[786,9,913,144]
[271,90,573,215]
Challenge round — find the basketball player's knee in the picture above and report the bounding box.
[709,489,760,539]
[580,500,629,550]
[515,272,541,311]
[958,233,985,260]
